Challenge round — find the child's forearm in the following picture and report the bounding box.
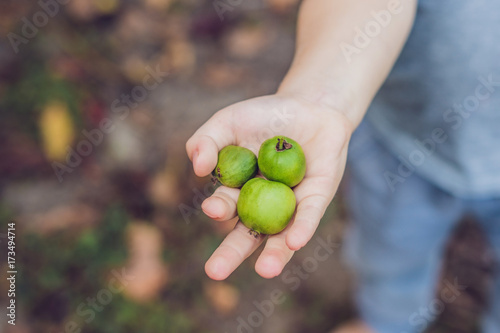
[278,0,417,128]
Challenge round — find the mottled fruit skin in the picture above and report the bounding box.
[237,178,296,235]
[258,136,306,187]
[213,145,258,188]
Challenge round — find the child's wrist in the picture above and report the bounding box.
[277,74,359,129]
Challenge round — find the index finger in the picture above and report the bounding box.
[186,112,235,177]
[205,222,265,280]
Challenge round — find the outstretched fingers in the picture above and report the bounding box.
[203,184,296,280]
[205,222,265,280]
[286,177,334,251]
[255,227,295,279]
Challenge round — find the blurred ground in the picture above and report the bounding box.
[0,1,496,332]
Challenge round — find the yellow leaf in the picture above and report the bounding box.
[92,0,120,14]
[39,101,75,161]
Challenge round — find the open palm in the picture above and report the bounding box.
[186,94,352,280]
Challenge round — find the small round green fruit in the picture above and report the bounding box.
[258,136,306,187]
[237,178,296,235]
[212,145,258,188]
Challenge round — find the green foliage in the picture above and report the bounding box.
[14,205,202,332]
[0,65,82,137]
[88,296,193,333]
[17,206,129,325]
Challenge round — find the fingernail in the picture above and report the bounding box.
[202,199,219,219]
[205,210,218,219]
[212,257,229,278]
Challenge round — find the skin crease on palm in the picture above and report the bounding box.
[186,94,352,280]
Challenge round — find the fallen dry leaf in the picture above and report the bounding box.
[224,24,271,59]
[115,9,164,46]
[122,222,169,303]
[204,281,240,315]
[66,0,97,21]
[20,204,100,234]
[168,39,196,75]
[121,54,150,84]
[39,101,75,162]
[202,62,246,89]
[148,166,181,208]
[92,0,120,14]
[129,107,154,127]
[127,222,163,256]
[142,0,173,11]
[107,122,144,167]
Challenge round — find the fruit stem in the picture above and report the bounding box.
[248,229,261,238]
[275,137,292,152]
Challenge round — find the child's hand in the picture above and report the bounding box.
[186,94,352,280]
[185,0,416,281]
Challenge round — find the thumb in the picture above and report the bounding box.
[186,112,235,177]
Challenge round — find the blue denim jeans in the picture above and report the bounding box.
[344,120,500,333]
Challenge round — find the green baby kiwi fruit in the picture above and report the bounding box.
[237,178,296,236]
[212,145,258,188]
[258,136,306,187]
